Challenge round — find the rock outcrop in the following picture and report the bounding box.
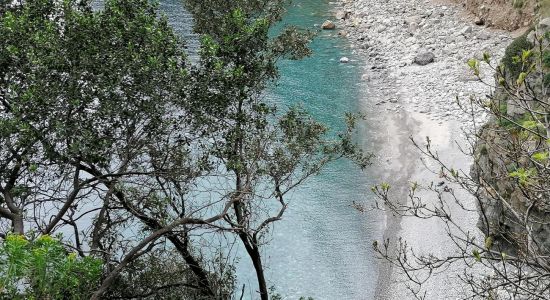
[472,123,550,254]
[471,20,550,255]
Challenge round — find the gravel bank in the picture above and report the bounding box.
[331,0,517,298]
[337,0,514,127]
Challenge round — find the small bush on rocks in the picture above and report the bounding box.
[502,34,533,80]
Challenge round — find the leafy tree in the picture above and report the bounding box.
[104,248,236,299]
[501,33,533,81]
[0,0,368,299]
[183,2,370,298]
[0,0,228,298]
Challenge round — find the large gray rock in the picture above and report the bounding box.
[413,52,435,65]
[472,122,550,256]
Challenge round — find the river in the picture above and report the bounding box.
[161,1,383,298]
[259,3,382,300]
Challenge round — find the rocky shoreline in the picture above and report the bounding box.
[335,0,515,129]
[330,0,520,298]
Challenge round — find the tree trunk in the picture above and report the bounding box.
[13,214,24,235]
[232,96,268,299]
[238,232,268,300]
[112,188,217,298]
[168,233,217,298]
[249,246,268,300]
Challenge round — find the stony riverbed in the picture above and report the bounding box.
[328,0,520,298]
[334,0,515,131]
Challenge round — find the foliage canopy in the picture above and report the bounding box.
[0,0,368,299]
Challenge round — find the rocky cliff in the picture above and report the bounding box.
[471,19,550,255]
[471,123,550,255]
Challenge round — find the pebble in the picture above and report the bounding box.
[460,26,473,35]
[322,20,336,30]
[413,52,435,65]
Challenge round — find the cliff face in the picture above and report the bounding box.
[452,0,536,30]
[471,21,550,255]
[471,122,550,255]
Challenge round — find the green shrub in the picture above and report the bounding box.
[502,34,533,81]
[499,102,508,114]
[480,145,488,156]
[542,50,550,87]
[0,234,102,299]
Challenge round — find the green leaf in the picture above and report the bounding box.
[410,181,418,192]
[482,52,491,63]
[517,72,527,86]
[467,58,477,69]
[467,58,480,75]
[6,45,18,55]
[521,49,532,62]
[509,168,537,185]
[532,152,549,162]
[472,249,481,262]
[450,168,458,178]
[521,120,538,130]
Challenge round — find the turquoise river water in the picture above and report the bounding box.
[162,1,383,298]
[255,2,382,300]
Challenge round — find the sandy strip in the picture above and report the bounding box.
[331,0,519,298]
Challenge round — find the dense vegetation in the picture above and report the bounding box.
[0,0,368,299]
[3,0,549,299]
